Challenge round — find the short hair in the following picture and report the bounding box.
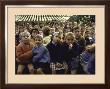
[74,27,80,32]
[34,34,43,41]
[53,32,62,38]
[65,32,75,39]
[42,26,50,36]
[30,28,39,34]
[20,31,30,38]
[85,29,91,34]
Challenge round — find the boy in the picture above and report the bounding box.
[74,27,86,54]
[32,34,51,74]
[47,32,67,74]
[16,30,34,74]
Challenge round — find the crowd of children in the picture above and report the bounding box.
[15,18,95,74]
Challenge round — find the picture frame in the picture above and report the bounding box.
[0,0,110,89]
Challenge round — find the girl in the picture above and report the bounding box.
[63,32,79,74]
[16,30,34,74]
[47,32,67,74]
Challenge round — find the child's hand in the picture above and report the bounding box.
[33,52,38,56]
[56,63,63,68]
[86,45,91,51]
[35,44,38,48]
[32,48,38,56]
[86,44,95,53]
[69,44,73,49]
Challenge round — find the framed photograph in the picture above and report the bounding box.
[0,0,110,89]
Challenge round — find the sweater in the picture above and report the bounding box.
[16,42,34,63]
[32,44,50,63]
[46,42,66,63]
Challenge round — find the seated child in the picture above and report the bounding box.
[74,27,86,54]
[47,32,68,74]
[63,32,80,74]
[16,30,34,74]
[32,34,51,74]
[80,44,95,74]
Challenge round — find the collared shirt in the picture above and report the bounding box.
[32,44,50,63]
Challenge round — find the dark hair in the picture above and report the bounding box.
[42,26,50,36]
[74,27,80,32]
[30,28,39,34]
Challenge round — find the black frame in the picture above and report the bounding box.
[0,0,110,89]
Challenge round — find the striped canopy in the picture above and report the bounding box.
[15,15,70,22]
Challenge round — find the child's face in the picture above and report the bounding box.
[31,30,39,38]
[19,26,24,33]
[85,30,91,37]
[21,33,30,43]
[35,38,43,46]
[66,36,74,45]
[74,30,81,37]
[53,35,62,43]
[50,28,55,34]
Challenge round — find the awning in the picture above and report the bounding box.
[15,15,70,22]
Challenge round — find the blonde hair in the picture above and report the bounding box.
[65,32,75,39]
[19,30,30,39]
